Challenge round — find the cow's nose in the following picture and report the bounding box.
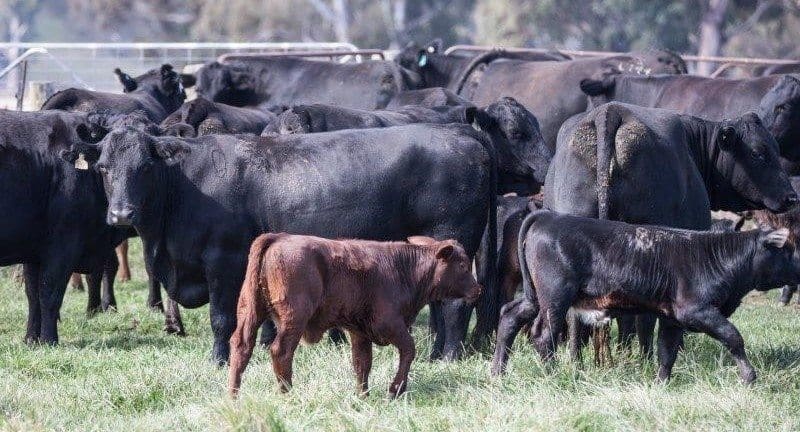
[108,207,134,226]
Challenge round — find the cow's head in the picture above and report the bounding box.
[195,61,261,107]
[714,112,798,213]
[114,64,195,113]
[758,75,800,161]
[266,106,311,135]
[407,236,481,305]
[395,39,449,88]
[467,97,553,194]
[63,128,188,226]
[753,228,800,289]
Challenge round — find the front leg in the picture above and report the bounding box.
[681,308,756,384]
[38,259,72,345]
[23,263,41,344]
[349,331,373,396]
[383,320,416,398]
[101,248,119,311]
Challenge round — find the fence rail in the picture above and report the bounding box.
[444,44,799,76]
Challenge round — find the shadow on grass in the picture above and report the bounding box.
[67,332,189,351]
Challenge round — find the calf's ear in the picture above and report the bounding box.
[60,142,100,169]
[151,139,189,165]
[763,228,790,248]
[114,68,137,92]
[407,236,437,245]
[435,244,455,260]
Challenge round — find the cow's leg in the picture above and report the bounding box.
[429,301,445,360]
[163,297,186,336]
[656,321,683,382]
[228,295,268,398]
[473,265,515,351]
[440,298,471,361]
[270,324,305,393]
[38,259,72,345]
[532,297,570,362]
[144,250,163,312]
[69,273,84,291]
[101,249,118,312]
[259,320,277,347]
[207,263,241,364]
[23,263,41,344]
[115,240,130,282]
[617,316,636,352]
[567,310,590,363]
[491,297,538,376]
[85,270,103,317]
[349,331,373,396]
[687,308,756,384]
[636,314,658,359]
[385,322,416,398]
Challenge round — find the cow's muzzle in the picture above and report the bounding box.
[108,206,134,226]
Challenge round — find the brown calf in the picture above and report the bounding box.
[228,233,481,398]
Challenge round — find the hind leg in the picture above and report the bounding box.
[491,297,538,375]
[568,311,591,363]
[636,314,658,359]
[228,295,268,397]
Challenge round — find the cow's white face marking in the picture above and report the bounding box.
[633,227,654,250]
[572,308,610,327]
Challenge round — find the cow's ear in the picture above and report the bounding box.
[435,244,455,260]
[60,142,100,169]
[426,38,443,54]
[408,236,437,245]
[763,228,790,248]
[179,73,197,88]
[114,68,137,92]
[151,138,189,165]
[718,126,736,150]
[160,64,181,93]
[468,107,496,132]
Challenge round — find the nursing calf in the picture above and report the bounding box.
[228,234,481,397]
[491,211,800,383]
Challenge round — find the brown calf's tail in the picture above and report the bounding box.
[228,233,284,398]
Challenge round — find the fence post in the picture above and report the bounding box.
[25,81,56,111]
[15,60,28,111]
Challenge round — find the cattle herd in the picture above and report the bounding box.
[4,39,800,398]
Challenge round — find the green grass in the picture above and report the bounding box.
[2,239,800,431]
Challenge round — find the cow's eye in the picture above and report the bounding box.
[776,104,788,114]
[96,165,108,174]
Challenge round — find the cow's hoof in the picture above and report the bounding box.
[741,369,757,385]
[86,307,101,318]
[117,272,131,283]
[148,302,164,313]
[163,324,186,337]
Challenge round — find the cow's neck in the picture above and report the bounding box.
[426,55,471,90]
[684,118,727,210]
[134,165,177,244]
[688,232,759,298]
[395,246,438,319]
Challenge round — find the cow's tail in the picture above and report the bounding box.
[453,50,508,95]
[241,233,285,308]
[594,104,623,221]
[516,210,539,302]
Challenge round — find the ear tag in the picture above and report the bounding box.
[418,53,428,67]
[471,119,482,131]
[75,153,89,170]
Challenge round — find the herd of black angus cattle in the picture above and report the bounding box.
[5,38,800,396]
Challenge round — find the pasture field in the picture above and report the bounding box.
[2,240,800,431]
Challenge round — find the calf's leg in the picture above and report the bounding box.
[636,314,658,359]
[228,295,268,398]
[685,309,756,384]
[491,297,538,376]
[349,331,373,396]
[270,325,305,393]
[115,240,130,282]
[567,311,590,363]
[385,323,416,397]
[780,285,797,305]
[656,321,683,382]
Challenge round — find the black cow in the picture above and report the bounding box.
[385,88,472,109]
[544,102,797,358]
[262,97,551,194]
[491,210,800,384]
[161,97,275,137]
[42,64,194,123]
[0,110,131,345]
[67,124,498,363]
[194,57,414,109]
[580,74,800,166]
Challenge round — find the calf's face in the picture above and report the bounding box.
[94,129,187,226]
[409,237,481,304]
[719,113,798,213]
[758,75,800,161]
